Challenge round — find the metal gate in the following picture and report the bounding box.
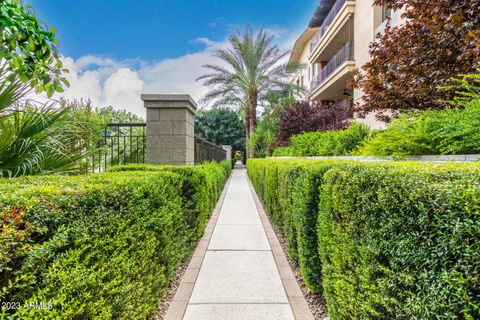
[87,123,146,172]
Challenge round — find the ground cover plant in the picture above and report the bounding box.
[248,158,480,319]
[0,161,231,319]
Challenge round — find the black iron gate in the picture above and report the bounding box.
[87,123,146,172]
[86,124,227,172]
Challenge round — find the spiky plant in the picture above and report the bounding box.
[0,67,92,177]
[197,26,292,157]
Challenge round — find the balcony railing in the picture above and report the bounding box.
[310,0,350,52]
[335,99,354,118]
[310,41,354,92]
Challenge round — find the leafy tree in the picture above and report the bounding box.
[276,101,349,146]
[197,26,291,155]
[0,0,68,96]
[357,70,480,156]
[96,105,145,123]
[195,108,246,155]
[351,0,480,121]
[60,100,146,171]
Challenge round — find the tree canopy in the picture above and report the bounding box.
[194,108,246,153]
[197,27,291,148]
[0,0,67,96]
[351,0,480,121]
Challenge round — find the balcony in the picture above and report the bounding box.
[309,0,355,63]
[334,99,354,118]
[310,42,355,100]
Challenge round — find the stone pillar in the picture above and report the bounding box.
[222,145,232,161]
[142,94,196,165]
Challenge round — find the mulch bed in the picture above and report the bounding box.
[267,214,329,320]
[152,253,192,320]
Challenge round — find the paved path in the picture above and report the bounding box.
[164,169,314,320]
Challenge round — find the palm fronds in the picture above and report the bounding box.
[0,67,94,177]
[198,26,295,151]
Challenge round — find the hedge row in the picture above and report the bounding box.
[247,159,480,319]
[1,161,231,319]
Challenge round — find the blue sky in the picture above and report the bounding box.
[29,0,317,60]
[28,0,318,116]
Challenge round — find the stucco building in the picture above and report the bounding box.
[288,0,404,129]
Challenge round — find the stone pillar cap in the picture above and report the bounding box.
[141,94,197,113]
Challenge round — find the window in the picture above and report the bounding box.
[382,1,392,22]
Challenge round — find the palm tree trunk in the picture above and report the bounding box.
[249,90,258,135]
[245,104,251,159]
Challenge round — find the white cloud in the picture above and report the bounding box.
[42,29,297,118]
[192,37,216,47]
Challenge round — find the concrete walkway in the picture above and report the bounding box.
[164,169,314,320]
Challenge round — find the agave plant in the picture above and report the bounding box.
[0,67,92,177]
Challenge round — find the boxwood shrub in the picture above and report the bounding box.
[1,161,231,319]
[248,158,480,319]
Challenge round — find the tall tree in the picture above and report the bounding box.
[351,0,480,121]
[197,26,291,156]
[0,0,68,96]
[195,108,246,154]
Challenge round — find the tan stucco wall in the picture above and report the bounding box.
[292,35,316,95]
[290,1,406,130]
[352,1,405,129]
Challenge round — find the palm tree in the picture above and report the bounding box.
[197,26,291,157]
[0,66,96,177]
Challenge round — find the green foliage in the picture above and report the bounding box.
[0,71,99,177]
[234,150,243,162]
[351,0,480,120]
[0,0,67,96]
[357,70,480,156]
[95,105,145,124]
[248,158,480,319]
[271,146,294,156]
[272,123,371,157]
[195,108,246,154]
[248,116,277,158]
[0,162,231,319]
[357,99,480,156]
[198,26,293,143]
[248,90,296,158]
[62,100,147,172]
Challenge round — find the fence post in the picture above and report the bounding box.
[222,145,232,161]
[142,94,196,165]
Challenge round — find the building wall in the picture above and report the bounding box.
[353,1,405,129]
[290,1,406,130]
[292,35,317,95]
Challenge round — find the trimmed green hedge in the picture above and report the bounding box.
[248,159,480,319]
[1,161,231,319]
